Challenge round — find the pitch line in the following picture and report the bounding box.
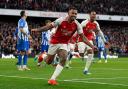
[0,74,128,87]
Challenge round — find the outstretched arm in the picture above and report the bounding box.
[31,24,53,32]
[31,17,63,32]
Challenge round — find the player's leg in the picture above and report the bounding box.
[35,44,45,63]
[37,44,48,66]
[77,42,86,60]
[51,54,60,66]
[83,49,94,74]
[23,51,30,70]
[98,48,102,59]
[83,41,94,75]
[103,48,107,63]
[65,51,73,68]
[45,54,56,64]
[17,51,24,70]
[23,41,30,70]
[65,43,74,68]
[37,44,59,66]
[34,43,44,62]
[98,47,102,63]
[48,44,68,85]
[48,49,68,85]
[17,40,25,70]
[37,52,47,66]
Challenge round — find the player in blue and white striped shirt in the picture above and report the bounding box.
[34,20,52,66]
[41,30,51,53]
[17,10,32,70]
[96,34,109,63]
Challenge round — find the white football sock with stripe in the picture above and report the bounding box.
[50,64,63,80]
[84,54,94,71]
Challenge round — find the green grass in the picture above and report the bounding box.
[0,57,128,89]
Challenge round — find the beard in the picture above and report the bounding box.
[70,16,76,21]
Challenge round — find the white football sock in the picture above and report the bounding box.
[84,54,94,71]
[50,64,63,80]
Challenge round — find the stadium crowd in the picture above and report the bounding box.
[102,25,128,55]
[0,21,41,56]
[0,21,128,56]
[0,0,128,15]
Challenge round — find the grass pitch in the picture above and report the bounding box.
[0,57,128,89]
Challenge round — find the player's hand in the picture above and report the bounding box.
[105,42,110,48]
[14,37,17,40]
[28,48,32,54]
[28,35,33,42]
[92,46,98,51]
[31,28,38,32]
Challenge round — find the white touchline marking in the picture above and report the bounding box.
[69,67,128,70]
[93,68,128,70]
[63,80,128,87]
[0,75,48,80]
[68,77,128,80]
[0,74,128,87]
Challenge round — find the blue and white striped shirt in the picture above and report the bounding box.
[42,30,51,45]
[18,18,29,41]
[96,35,108,48]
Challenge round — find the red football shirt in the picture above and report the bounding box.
[79,19,100,41]
[50,17,83,44]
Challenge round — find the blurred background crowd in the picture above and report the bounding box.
[0,0,128,57]
[0,0,128,15]
[0,20,128,56]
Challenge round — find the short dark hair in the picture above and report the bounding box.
[45,20,51,24]
[90,11,96,14]
[68,6,77,11]
[20,10,25,17]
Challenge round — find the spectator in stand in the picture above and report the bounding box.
[0,0,128,15]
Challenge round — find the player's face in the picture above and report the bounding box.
[24,12,28,18]
[90,12,96,22]
[46,22,51,26]
[68,9,78,21]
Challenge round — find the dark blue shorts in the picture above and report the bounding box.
[17,40,29,51]
[41,44,49,52]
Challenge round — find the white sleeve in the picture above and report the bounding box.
[81,20,88,28]
[75,20,83,34]
[95,21,100,31]
[50,28,56,35]
[95,21,106,42]
[93,31,96,39]
[51,17,63,27]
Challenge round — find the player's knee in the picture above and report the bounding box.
[60,54,68,66]
[46,60,52,65]
[87,54,94,60]
[45,58,52,65]
[59,49,68,57]
[59,53,67,61]
[45,55,54,65]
